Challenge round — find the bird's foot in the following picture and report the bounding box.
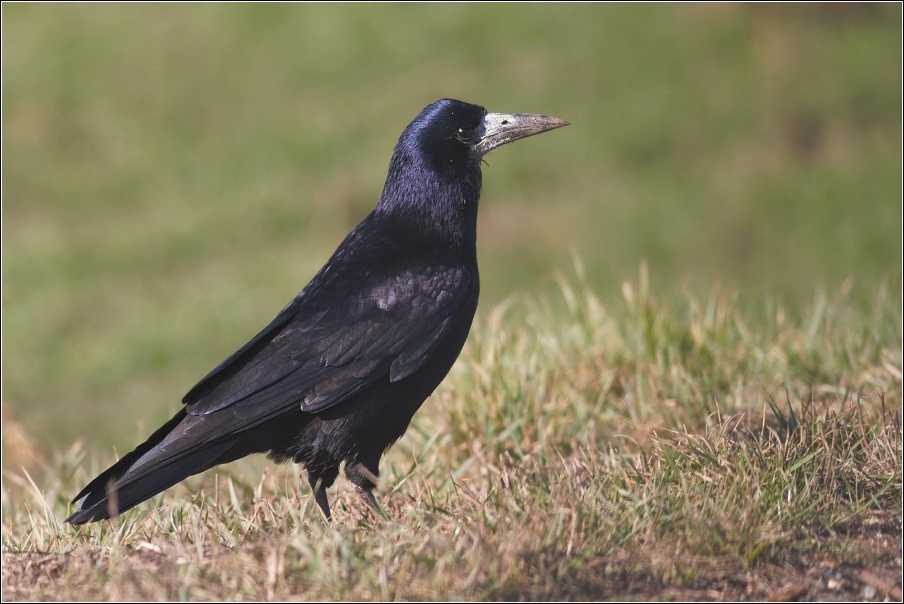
[355,486,389,520]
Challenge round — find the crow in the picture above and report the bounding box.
[66,99,567,524]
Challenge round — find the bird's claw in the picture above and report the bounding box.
[356,486,389,520]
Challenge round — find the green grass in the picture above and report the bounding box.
[3,272,901,600]
[2,4,901,445]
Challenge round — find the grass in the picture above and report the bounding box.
[2,4,902,600]
[3,270,901,600]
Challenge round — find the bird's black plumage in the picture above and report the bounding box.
[66,99,567,524]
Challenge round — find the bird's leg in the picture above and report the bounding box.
[355,486,387,518]
[307,471,335,521]
[314,486,331,521]
[346,461,389,520]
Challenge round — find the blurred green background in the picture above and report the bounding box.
[3,4,901,453]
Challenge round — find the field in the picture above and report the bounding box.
[3,275,902,599]
[2,4,902,601]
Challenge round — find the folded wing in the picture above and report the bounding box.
[183,261,472,420]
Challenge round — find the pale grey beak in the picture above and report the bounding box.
[475,112,569,156]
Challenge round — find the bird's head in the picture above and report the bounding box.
[402,99,569,179]
[376,99,567,252]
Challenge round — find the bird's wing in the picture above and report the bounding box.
[182,261,472,418]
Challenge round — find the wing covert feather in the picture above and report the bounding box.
[184,263,472,417]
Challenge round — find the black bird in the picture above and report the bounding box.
[66,99,567,524]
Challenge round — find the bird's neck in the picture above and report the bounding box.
[375,154,481,259]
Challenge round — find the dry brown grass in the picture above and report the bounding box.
[3,272,901,600]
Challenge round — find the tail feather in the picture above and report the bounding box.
[66,442,231,524]
[66,405,308,525]
[66,408,234,525]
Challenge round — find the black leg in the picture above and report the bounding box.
[314,485,331,520]
[346,461,389,520]
[307,468,338,521]
[355,485,389,519]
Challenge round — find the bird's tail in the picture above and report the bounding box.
[65,408,235,525]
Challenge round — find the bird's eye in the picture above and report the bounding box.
[456,127,474,143]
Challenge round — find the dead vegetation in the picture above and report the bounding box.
[3,272,901,601]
